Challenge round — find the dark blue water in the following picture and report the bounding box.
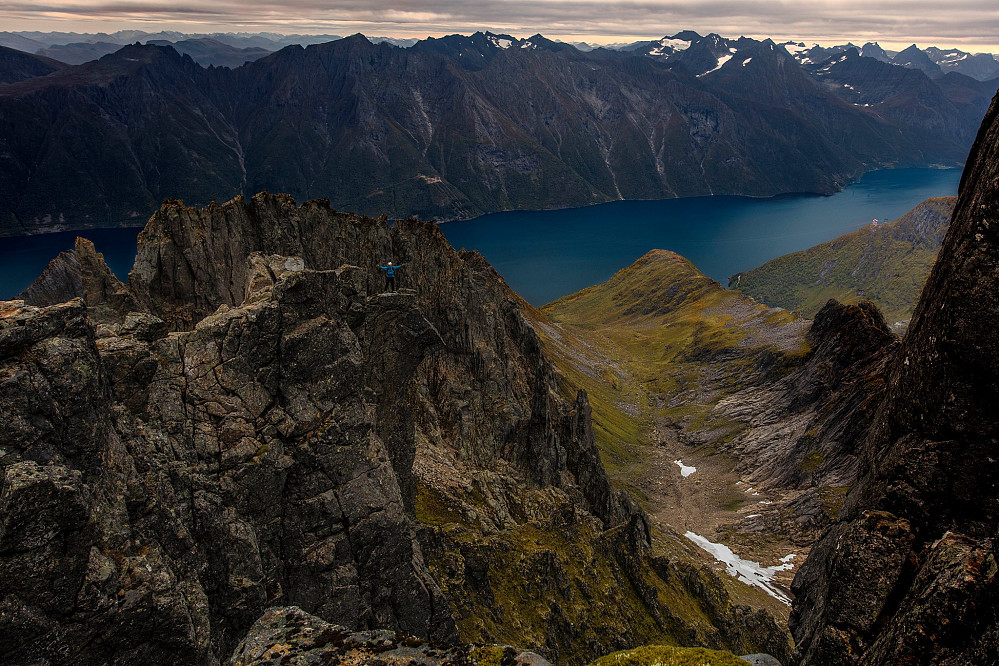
[0,168,960,303]
[441,168,961,305]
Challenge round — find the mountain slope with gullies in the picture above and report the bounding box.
[537,250,906,618]
[1,193,790,665]
[789,91,999,666]
[0,31,992,235]
[731,196,955,327]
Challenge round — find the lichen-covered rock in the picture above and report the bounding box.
[229,606,551,666]
[790,92,999,664]
[1,268,454,663]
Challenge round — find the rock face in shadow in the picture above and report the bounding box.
[715,299,898,539]
[1,264,455,663]
[2,193,788,665]
[789,92,999,664]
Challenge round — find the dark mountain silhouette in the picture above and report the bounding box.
[0,44,66,83]
[0,33,993,235]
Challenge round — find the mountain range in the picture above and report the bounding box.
[4,29,997,79]
[0,31,995,236]
[2,53,998,666]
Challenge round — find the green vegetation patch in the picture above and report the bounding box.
[732,197,955,324]
[588,645,751,666]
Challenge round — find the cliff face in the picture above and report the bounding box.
[714,300,898,541]
[1,264,456,663]
[5,194,787,664]
[790,92,999,664]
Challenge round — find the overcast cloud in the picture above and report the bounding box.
[3,0,998,51]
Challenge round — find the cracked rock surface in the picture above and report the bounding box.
[3,195,681,665]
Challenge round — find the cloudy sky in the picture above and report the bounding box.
[3,0,998,52]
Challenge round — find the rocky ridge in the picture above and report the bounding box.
[2,193,788,664]
[789,92,999,663]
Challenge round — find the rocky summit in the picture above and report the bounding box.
[1,193,788,665]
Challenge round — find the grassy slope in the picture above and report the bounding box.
[408,251,804,664]
[588,645,752,666]
[730,197,955,326]
[542,250,808,453]
[531,250,810,619]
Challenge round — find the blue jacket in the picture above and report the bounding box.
[380,264,404,277]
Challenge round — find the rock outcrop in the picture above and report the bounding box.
[2,193,787,664]
[789,92,999,664]
[18,236,135,319]
[715,299,898,538]
[229,606,551,666]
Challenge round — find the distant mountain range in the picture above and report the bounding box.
[0,30,418,67]
[0,30,995,235]
[3,29,996,77]
[779,40,999,81]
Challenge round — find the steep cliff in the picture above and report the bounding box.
[790,92,999,664]
[3,194,787,664]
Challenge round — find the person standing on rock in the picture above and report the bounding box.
[379,261,405,292]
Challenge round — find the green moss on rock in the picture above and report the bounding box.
[587,645,750,666]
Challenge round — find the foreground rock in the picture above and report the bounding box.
[790,93,999,664]
[3,194,788,664]
[230,606,550,666]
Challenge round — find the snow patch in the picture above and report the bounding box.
[487,35,513,49]
[653,37,691,55]
[674,460,697,477]
[685,532,794,604]
[697,54,733,76]
[746,514,762,519]
[742,57,752,66]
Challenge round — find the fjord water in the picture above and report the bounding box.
[443,168,961,305]
[0,168,961,303]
